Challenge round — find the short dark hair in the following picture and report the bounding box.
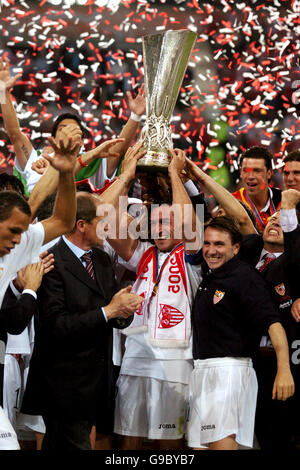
[0,191,31,222]
[51,113,85,138]
[239,146,273,171]
[35,193,56,221]
[283,150,300,164]
[204,216,242,245]
[0,173,26,197]
[72,193,97,230]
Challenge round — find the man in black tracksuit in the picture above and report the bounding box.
[186,216,294,451]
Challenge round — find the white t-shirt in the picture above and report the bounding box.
[15,147,115,194]
[14,148,41,194]
[0,223,45,309]
[117,241,202,383]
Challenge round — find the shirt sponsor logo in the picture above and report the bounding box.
[158,304,184,329]
[213,290,225,304]
[274,283,285,296]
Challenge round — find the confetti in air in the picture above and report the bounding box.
[0,0,299,184]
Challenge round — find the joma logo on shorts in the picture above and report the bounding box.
[158,424,176,429]
[201,424,215,431]
[0,432,12,439]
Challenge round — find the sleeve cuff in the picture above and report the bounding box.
[184,246,203,265]
[280,208,298,232]
[101,307,108,322]
[22,289,37,300]
[10,279,22,298]
[130,112,142,122]
[184,180,200,197]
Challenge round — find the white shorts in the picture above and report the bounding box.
[0,406,20,450]
[187,357,258,449]
[114,375,188,440]
[17,413,46,435]
[3,354,22,430]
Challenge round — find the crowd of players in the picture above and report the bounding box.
[0,57,299,451]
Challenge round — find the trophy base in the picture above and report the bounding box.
[136,150,171,174]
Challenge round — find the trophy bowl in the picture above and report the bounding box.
[136,29,197,173]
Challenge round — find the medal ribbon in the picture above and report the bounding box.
[241,188,276,231]
[152,243,183,289]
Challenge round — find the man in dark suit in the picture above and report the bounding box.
[21,192,144,451]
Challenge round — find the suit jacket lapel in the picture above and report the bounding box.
[57,238,101,294]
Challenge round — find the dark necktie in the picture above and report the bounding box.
[258,253,276,272]
[81,252,95,280]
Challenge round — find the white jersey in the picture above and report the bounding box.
[117,241,202,383]
[0,223,44,309]
[14,147,115,194]
[14,148,41,194]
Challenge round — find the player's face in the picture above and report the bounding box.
[0,207,30,256]
[283,161,300,191]
[240,158,271,197]
[150,205,181,252]
[202,227,240,270]
[262,212,284,247]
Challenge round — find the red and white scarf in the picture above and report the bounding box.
[122,243,191,348]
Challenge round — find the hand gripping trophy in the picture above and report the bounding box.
[137,29,197,174]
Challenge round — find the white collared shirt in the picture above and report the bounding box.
[62,236,107,321]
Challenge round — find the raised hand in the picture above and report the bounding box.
[126,83,146,117]
[31,157,49,175]
[120,141,146,182]
[0,58,22,91]
[45,123,82,173]
[281,189,300,210]
[168,148,186,176]
[92,138,126,159]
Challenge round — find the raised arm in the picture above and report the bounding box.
[0,58,33,170]
[38,125,81,245]
[97,142,146,261]
[106,84,146,177]
[185,157,257,235]
[168,148,202,254]
[73,138,125,175]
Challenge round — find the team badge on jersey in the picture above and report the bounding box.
[275,283,285,296]
[158,304,184,329]
[213,290,225,304]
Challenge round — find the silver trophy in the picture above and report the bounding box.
[137,29,197,172]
